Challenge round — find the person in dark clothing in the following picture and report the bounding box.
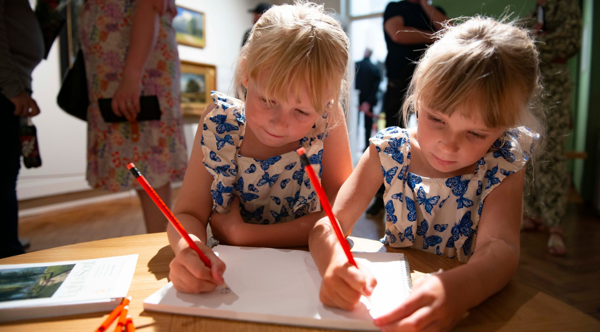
[242,2,272,47]
[0,0,44,258]
[367,0,447,218]
[355,48,381,151]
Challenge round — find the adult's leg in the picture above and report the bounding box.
[136,182,172,233]
[0,94,24,258]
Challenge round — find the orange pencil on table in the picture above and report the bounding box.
[125,315,136,332]
[296,147,357,268]
[113,305,129,332]
[95,296,131,332]
[127,163,212,267]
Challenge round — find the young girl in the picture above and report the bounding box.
[309,17,543,331]
[168,1,353,294]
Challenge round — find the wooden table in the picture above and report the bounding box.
[1,233,598,331]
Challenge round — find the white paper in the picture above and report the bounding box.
[144,246,411,331]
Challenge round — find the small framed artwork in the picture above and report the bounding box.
[180,60,216,117]
[173,6,205,48]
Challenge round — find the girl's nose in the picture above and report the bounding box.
[439,136,460,154]
[269,108,287,128]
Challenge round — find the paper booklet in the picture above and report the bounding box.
[144,246,412,331]
[0,254,138,322]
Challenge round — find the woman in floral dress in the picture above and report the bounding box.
[79,0,188,232]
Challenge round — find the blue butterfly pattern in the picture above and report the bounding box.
[434,224,448,232]
[406,197,417,222]
[385,200,397,223]
[271,196,281,205]
[492,139,515,163]
[416,187,440,214]
[280,178,291,189]
[211,182,233,206]
[484,165,501,189]
[309,149,324,177]
[257,172,279,188]
[245,164,256,174]
[256,156,282,171]
[271,206,289,223]
[209,114,239,134]
[382,166,398,185]
[439,195,449,208]
[391,192,403,202]
[407,173,422,191]
[214,134,234,150]
[285,162,297,170]
[399,225,415,243]
[416,219,442,250]
[241,205,264,223]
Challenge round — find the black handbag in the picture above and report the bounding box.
[57,50,89,121]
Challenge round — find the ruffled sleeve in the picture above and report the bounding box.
[370,127,411,191]
[478,126,539,203]
[201,92,246,213]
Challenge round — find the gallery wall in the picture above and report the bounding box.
[17,0,265,200]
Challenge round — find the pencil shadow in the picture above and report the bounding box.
[147,245,174,281]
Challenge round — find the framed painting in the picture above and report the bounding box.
[180,61,216,117]
[173,6,205,48]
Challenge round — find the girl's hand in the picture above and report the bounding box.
[210,196,246,245]
[320,258,377,311]
[373,275,466,332]
[111,74,141,122]
[169,237,226,293]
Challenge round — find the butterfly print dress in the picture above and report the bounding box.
[373,127,538,262]
[202,92,328,225]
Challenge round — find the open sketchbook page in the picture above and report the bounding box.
[144,246,411,331]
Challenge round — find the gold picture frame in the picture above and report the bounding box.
[173,6,206,48]
[180,60,216,117]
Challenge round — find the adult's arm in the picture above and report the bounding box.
[0,0,25,99]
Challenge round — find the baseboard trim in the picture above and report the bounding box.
[19,182,182,220]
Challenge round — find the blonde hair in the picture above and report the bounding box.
[234,1,350,116]
[402,16,544,140]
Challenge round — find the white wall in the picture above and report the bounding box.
[17,0,266,200]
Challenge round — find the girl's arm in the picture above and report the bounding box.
[373,169,525,331]
[168,104,226,293]
[111,0,166,120]
[210,104,353,248]
[309,144,383,310]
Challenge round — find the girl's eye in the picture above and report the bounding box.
[296,109,309,117]
[427,115,443,123]
[469,131,486,139]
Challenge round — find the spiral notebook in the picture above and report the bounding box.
[144,246,411,331]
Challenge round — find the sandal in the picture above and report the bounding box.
[522,216,544,232]
[548,227,566,256]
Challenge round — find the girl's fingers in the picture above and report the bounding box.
[180,248,215,281]
[374,292,433,326]
[395,306,435,332]
[170,260,218,293]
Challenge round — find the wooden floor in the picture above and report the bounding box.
[16,188,600,321]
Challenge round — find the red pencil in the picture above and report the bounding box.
[296,148,357,268]
[127,163,212,267]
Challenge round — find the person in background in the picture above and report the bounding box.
[242,2,272,47]
[78,0,188,233]
[367,0,448,218]
[0,0,44,258]
[522,0,581,255]
[355,48,381,151]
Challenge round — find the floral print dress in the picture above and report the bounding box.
[373,127,537,263]
[202,92,328,225]
[79,0,187,192]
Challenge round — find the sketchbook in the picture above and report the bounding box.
[144,246,411,331]
[0,254,138,322]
